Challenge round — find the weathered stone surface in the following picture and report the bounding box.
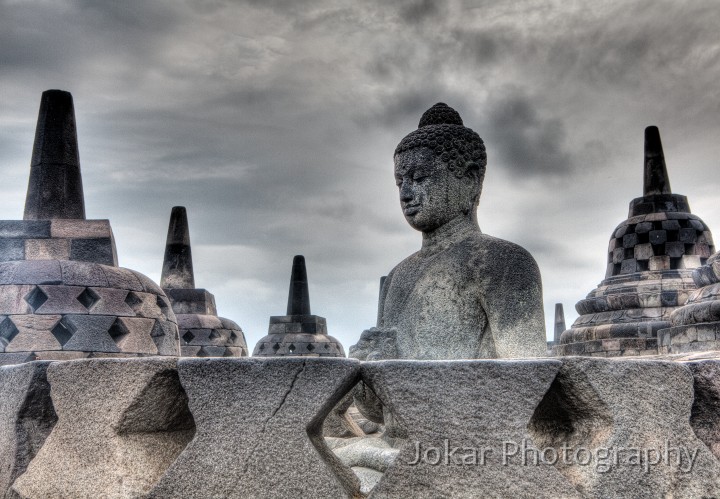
[686,360,720,460]
[360,359,579,497]
[12,358,195,498]
[367,103,545,360]
[69,237,116,266]
[0,361,56,497]
[49,219,112,239]
[0,221,51,239]
[23,90,85,221]
[23,239,70,260]
[529,357,720,497]
[0,240,25,263]
[148,357,360,498]
[164,288,217,315]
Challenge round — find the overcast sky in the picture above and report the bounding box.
[1,0,720,352]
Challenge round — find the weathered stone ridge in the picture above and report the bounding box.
[0,356,719,497]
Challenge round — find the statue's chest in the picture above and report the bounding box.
[382,252,487,358]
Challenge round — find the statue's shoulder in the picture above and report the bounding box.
[464,232,541,279]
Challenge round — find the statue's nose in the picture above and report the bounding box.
[399,181,413,201]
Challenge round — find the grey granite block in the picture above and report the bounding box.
[100,266,144,291]
[24,238,70,261]
[69,238,116,266]
[50,219,112,239]
[0,221,51,239]
[12,358,195,498]
[360,359,579,498]
[148,357,361,498]
[12,260,62,285]
[0,240,25,263]
[60,315,119,352]
[529,358,720,497]
[0,285,34,315]
[0,361,56,497]
[86,287,136,316]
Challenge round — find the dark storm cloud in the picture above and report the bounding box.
[485,88,572,177]
[399,0,444,25]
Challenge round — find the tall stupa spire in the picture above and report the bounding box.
[287,255,311,315]
[161,206,195,289]
[643,126,672,196]
[24,89,85,220]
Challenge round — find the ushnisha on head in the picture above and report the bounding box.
[394,103,487,232]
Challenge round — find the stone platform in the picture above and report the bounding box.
[2,356,720,497]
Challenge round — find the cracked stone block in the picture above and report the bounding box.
[24,239,70,260]
[12,358,195,498]
[164,288,217,315]
[4,315,63,352]
[50,219,113,239]
[0,221,51,239]
[110,317,158,354]
[529,358,720,497]
[0,285,34,315]
[69,238,116,266]
[61,315,120,352]
[101,266,144,291]
[125,291,164,320]
[0,361,56,497]
[10,260,62,285]
[85,287,135,316]
[59,261,109,287]
[32,285,88,314]
[148,357,361,498]
[0,240,25,263]
[686,359,720,461]
[360,359,580,498]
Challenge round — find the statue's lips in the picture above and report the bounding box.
[403,204,420,215]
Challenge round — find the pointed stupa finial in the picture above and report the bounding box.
[643,126,672,196]
[24,90,86,220]
[287,255,311,315]
[161,206,195,289]
[554,303,566,344]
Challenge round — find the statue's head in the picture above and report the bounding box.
[394,103,487,232]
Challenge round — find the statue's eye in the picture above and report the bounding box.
[413,173,428,182]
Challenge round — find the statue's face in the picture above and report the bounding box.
[394,147,474,232]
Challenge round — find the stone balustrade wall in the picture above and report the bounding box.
[2,356,720,498]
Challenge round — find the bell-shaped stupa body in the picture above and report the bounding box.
[659,251,720,353]
[161,206,248,357]
[0,90,180,365]
[557,127,714,357]
[253,255,345,357]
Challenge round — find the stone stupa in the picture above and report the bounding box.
[0,90,179,364]
[253,255,345,357]
[558,126,714,357]
[160,206,248,357]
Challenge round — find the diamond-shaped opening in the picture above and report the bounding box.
[258,343,266,351]
[197,346,209,358]
[182,330,195,345]
[320,377,402,497]
[77,287,100,310]
[307,343,315,352]
[209,329,221,340]
[156,295,170,316]
[527,365,613,490]
[24,286,48,312]
[288,343,296,353]
[272,343,280,352]
[124,291,143,311]
[0,317,20,347]
[51,319,75,346]
[108,319,129,345]
[222,348,235,357]
[230,331,238,343]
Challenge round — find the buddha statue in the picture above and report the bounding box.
[351,103,546,361]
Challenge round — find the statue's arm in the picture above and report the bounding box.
[479,245,546,358]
